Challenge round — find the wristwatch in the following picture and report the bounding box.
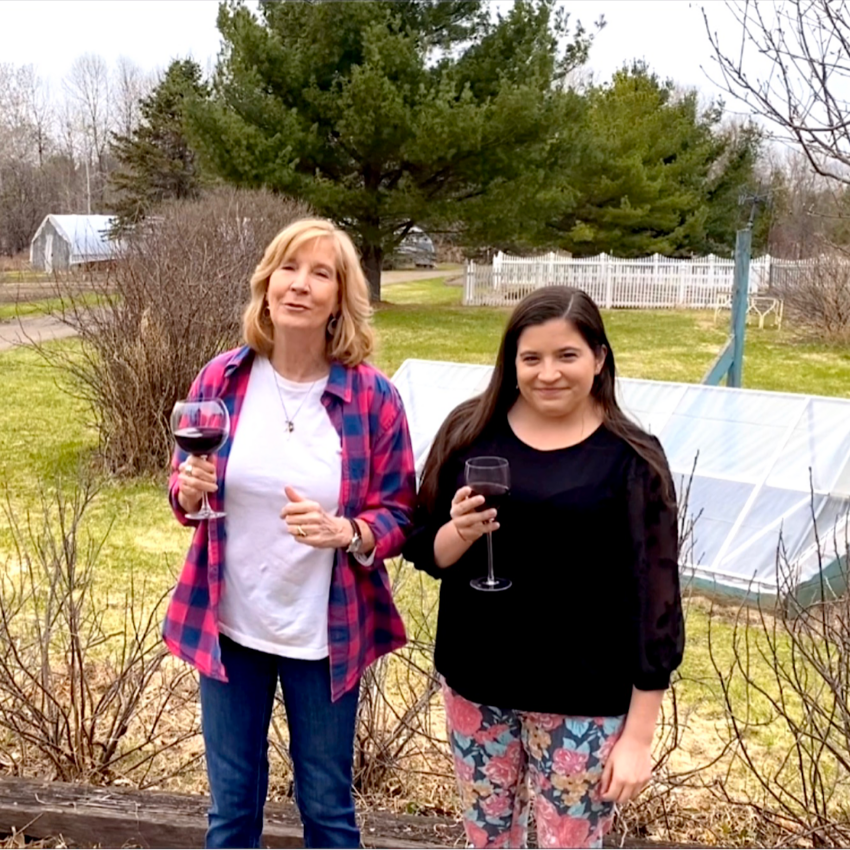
[346,518,364,555]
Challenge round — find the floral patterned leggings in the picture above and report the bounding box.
[443,682,625,849]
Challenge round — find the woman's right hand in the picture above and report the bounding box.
[449,486,499,543]
[176,455,218,514]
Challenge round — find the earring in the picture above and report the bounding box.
[327,314,339,335]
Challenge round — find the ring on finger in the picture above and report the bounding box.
[185,463,194,476]
[297,525,308,537]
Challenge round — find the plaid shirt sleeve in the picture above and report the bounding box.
[356,391,417,563]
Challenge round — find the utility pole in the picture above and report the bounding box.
[85,156,92,215]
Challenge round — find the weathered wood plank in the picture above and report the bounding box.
[0,777,707,849]
[0,777,458,848]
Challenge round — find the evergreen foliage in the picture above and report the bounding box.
[109,60,210,229]
[552,63,762,258]
[186,0,594,299]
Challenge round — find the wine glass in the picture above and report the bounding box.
[171,398,230,520]
[465,457,511,592]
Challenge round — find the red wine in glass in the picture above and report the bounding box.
[470,482,510,513]
[465,457,511,592]
[173,426,228,456]
[171,399,230,520]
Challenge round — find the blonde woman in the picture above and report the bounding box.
[164,219,416,849]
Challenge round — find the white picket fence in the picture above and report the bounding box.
[464,252,781,308]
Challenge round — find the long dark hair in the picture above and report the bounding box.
[418,286,673,511]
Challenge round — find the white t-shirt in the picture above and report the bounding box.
[218,356,341,659]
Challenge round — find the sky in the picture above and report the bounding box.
[0,0,751,110]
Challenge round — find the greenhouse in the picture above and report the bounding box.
[392,358,850,602]
[30,215,117,272]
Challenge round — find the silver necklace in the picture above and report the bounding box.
[269,361,318,434]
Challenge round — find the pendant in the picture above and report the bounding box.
[286,421,295,433]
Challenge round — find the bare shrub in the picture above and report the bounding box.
[0,473,201,786]
[774,251,850,343]
[37,187,311,476]
[708,505,850,847]
[353,563,452,808]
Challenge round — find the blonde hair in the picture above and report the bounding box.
[243,218,374,366]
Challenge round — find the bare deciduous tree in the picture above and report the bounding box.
[18,65,53,168]
[113,56,153,139]
[63,53,113,211]
[0,65,61,254]
[704,1,850,185]
[0,55,158,254]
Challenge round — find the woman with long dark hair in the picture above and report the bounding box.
[403,286,684,849]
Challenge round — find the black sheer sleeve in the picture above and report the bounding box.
[401,454,462,579]
[625,443,685,691]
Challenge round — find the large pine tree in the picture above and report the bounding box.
[553,63,761,258]
[186,0,595,300]
[109,60,210,229]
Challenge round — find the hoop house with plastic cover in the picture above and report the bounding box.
[392,359,850,603]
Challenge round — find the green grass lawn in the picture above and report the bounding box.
[0,292,108,321]
[376,277,850,395]
[3,277,848,590]
[0,344,190,603]
[1,277,848,805]
[0,270,53,285]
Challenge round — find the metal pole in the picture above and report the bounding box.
[85,156,91,215]
[729,227,752,388]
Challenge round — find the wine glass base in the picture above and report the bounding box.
[186,508,227,520]
[470,576,512,592]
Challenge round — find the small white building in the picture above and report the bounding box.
[30,215,118,272]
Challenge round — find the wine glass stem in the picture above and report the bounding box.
[199,454,211,515]
[486,532,495,585]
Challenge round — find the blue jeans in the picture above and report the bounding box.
[200,635,360,849]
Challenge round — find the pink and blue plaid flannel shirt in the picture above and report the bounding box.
[163,345,416,701]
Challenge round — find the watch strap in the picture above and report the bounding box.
[346,517,362,554]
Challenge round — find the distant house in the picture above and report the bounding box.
[30,215,118,272]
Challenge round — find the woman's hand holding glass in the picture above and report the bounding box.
[449,486,500,543]
[177,456,218,515]
[171,398,230,520]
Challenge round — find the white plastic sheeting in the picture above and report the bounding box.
[31,215,117,265]
[392,359,850,596]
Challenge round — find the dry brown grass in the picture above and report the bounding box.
[0,834,70,849]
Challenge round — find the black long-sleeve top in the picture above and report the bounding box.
[402,418,685,716]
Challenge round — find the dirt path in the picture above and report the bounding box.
[382,267,460,285]
[0,315,77,352]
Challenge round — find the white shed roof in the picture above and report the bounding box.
[392,358,850,596]
[31,215,118,264]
